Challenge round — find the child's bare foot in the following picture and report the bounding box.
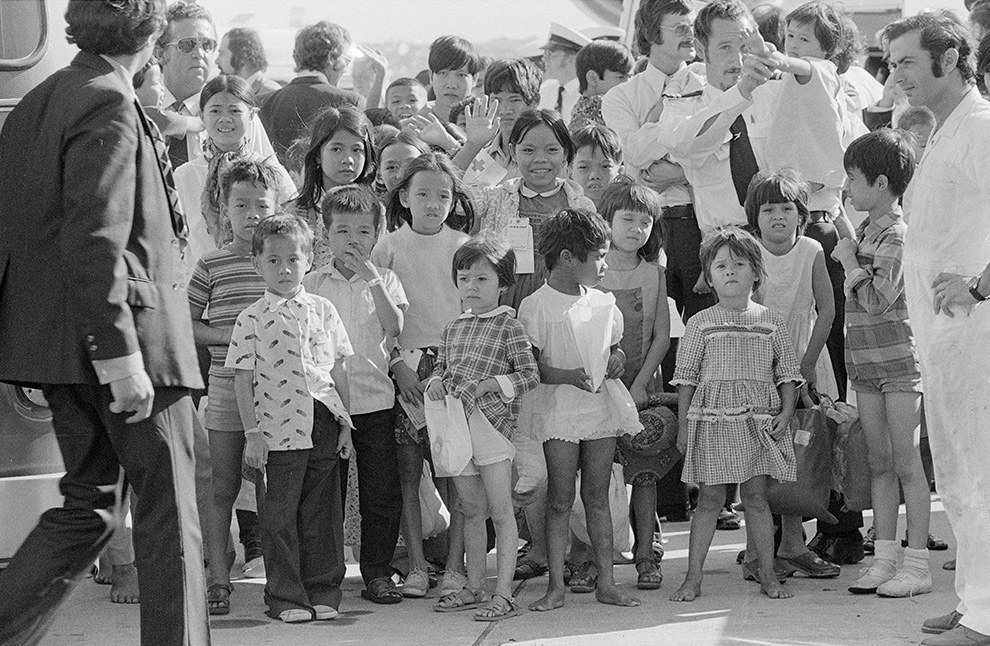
[109,564,140,604]
[596,583,640,607]
[760,577,793,599]
[529,587,565,612]
[94,554,113,584]
[670,577,703,602]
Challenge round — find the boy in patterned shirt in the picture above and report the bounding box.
[227,214,355,624]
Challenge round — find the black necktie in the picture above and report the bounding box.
[729,114,759,207]
[166,100,189,169]
[135,100,188,240]
[555,85,565,113]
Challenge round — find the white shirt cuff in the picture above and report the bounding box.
[92,352,145,385]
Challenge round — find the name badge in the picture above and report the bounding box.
[506,217,535,274]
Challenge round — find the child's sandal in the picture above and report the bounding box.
[474,594,520,622]
[434,586,488,613]
[568,561,598,593]
[207,583,232,616]
[635,558,663,590]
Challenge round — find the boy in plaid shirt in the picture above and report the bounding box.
[831,129,931,598]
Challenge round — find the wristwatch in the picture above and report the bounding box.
[969,277,990,302]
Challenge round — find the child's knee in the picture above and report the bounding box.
[696,485,725,512]
[867,449,894,476]
[547,488,576,515]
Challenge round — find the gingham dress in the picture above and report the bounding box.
[671,304,802,485]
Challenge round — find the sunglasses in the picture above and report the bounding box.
[165,37,218,54]
[661,23,696,38]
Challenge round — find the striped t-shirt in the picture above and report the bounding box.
[187,246,266,378]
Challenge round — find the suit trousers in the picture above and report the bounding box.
[0,385,210,646]
[663,213,717,322]
[262,402,345,617]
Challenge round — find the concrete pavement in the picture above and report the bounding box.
[38,498,956,645]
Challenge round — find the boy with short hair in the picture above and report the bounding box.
[831,129,932,599]
[571,41,634,130]
[456,58,543,186]
[302,185,410,604]
[385,78,430,124]
[227,214,355,623]
[425,35,482,123]
[569,124,623,208]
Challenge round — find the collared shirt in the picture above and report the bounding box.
[433,306,540,439]
[601,62,691,207]
[302,262,408,416]
[518,179,565,199]
[294,70,332,84]
[539,78,581,125]
[843,210,920,380]
[226,287,354,450]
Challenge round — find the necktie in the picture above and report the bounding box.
[729,114,759,207]
[555,85,565,113]
[135,100,189,240]
[166,100,189,169]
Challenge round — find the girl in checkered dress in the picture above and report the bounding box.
[426,238,539,620]
[670,228,803,603]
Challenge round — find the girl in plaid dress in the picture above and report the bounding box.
[670,228,803,602]
[426,238,539,620]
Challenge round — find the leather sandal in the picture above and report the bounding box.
[361,577,402,605]
[207,583,232,616]
[635,558,663,590]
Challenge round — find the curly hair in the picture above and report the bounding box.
[293,21,351,73]
[225,27,268,73]
[65,0,165,56]
[156,1,214,50]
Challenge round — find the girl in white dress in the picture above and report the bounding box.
[518,209,643,612]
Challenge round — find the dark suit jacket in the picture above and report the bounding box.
[250,74,282,105]
[259,75,364,166]
[0,52,202,390]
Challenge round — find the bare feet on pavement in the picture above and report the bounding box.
[670,577,703,602]
[529,587,565,612]
[596,583,640,607]
[109,564,140,604]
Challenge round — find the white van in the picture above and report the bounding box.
[0,0,75,564]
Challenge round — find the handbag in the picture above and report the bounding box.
[767,396,838,523]
[570,462,635,554]
[418,461,450,539]
[424,394,473,478]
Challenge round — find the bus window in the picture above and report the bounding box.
[0,0,47,70]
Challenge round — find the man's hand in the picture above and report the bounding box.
[932,272,979,317]
[641,159,687,193]
[463,96,501,147]
[108,370,154,423]
[738,54,775,100]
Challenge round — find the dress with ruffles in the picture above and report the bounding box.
[672,303,802,485]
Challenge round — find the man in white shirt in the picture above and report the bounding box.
[887,12,990,646]
[537,22,591,126]
[601,0,710,321]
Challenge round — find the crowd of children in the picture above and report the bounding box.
[106,0,982,628]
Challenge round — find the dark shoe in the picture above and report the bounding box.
[863,525,875,555]
[716,507,741,531]
[512,559,547,581]
[921,625,990,646]
[660,509,692,522]
[808,530,864,565]
[902,534,950,551]
[207,583,232,616]
[943,559,956,571]
[777,551,840,578]
[922,611,964,635]
[361,577,402,605]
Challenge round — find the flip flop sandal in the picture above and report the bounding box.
[635,558,663,590]
[474,594,521,622]
[207,583,232,616]
[434,587,488,613]
[568,561,598,593]
[361,577,402,605]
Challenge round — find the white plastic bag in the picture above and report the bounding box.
[425,395,472,477]
[570,462,634,554]
[566,292,615,392]
[419,461,450,539]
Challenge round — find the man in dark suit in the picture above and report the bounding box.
[260,20,365,166]
[0,2,210,645]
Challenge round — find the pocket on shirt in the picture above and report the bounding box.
[311,331,336,366]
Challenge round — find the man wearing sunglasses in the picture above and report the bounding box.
[156,1,217,169]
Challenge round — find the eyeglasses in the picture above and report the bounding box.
[661,23,695,38]
[165,37,218,54]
